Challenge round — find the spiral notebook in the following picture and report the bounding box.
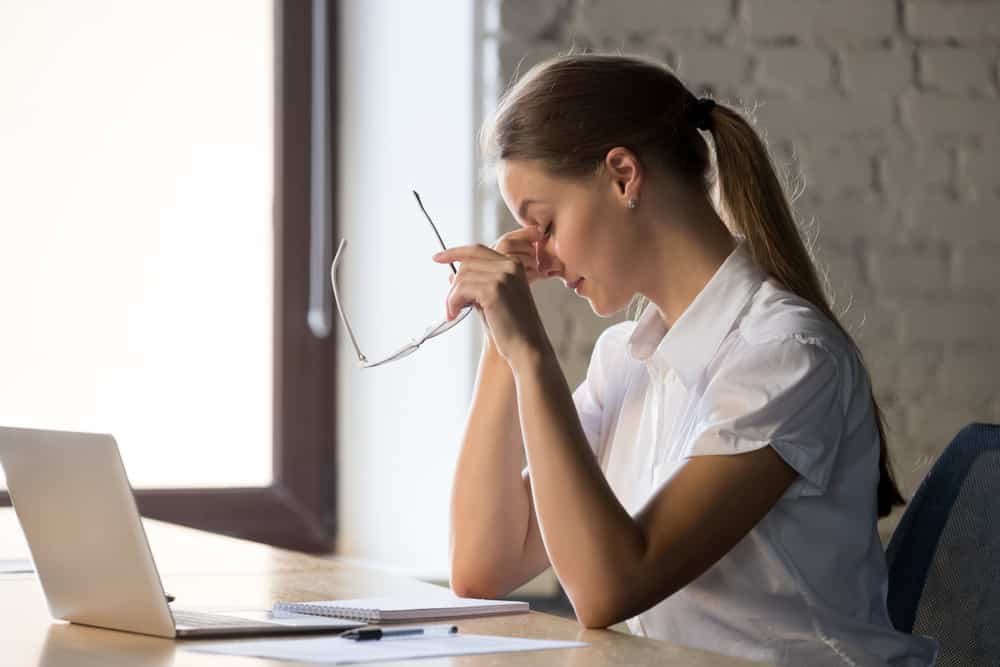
[272,595,529,622]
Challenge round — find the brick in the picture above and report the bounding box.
[866,244,951,292]
[895,342,946,400]
[919,47,995,94]
[941,343,1000,403]
[908,196,1000,243]
[797,138,875,198]
[859,338,945,402]
[903,398,995,456]
[676,46,753,89]
[961,138,1000,200]
[878,140,953,201]
[953,244,1000,290]
[814,246,870,321]
[795,195,902,246]
[898,296,1000,343]
[756,48,834,93]
[579,0,731,39]
[901,92,1000,137]
[752,92,895,139]
[497,39,562,84]
[745,0,897,44]
[500,0,563,41]
[816,243,867,286]
[856,337,902,396]
[824,277,902,343]
[840,48,914,97]
[905,0,1000,41]
[500,0,559,39]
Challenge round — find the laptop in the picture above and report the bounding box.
[0,425,366,638]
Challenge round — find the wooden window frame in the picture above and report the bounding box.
[1,0,340,554]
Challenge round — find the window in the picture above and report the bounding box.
[0,0,338,552]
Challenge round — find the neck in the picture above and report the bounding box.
[637,197,737,328]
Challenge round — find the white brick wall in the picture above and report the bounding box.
[480,0,1000,542]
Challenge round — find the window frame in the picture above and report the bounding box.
[0,0,340,554]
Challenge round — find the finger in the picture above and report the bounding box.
[455,256,526,279]
[494,242,539,264]
[491,245,538,273]
[446,276,493,320]
[500,225,546,243]
[493,228,545,253]
[432,244,505,264]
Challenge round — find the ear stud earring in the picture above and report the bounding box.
[627,198,638,209]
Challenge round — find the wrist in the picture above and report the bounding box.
[508,339,557,380]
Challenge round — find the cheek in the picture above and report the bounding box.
[557,212,601,268]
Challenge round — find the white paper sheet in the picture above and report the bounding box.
[183,633,587,664]
[0,558,33,574]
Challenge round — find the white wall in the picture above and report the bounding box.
[336,0,478,580]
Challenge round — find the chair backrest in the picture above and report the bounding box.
[885,422,1000,664]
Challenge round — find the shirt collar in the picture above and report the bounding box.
[627,239,766,387]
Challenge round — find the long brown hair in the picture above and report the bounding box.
[481,53,904,518]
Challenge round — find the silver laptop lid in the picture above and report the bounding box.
[0,426,176,638]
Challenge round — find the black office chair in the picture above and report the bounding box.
[885,422,1000,666]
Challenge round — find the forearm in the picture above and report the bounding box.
[449,337,532,594]
[512,346,645,625]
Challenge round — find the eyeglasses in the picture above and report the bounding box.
[330,191,474,368]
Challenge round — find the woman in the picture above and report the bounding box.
[435,54,938,666]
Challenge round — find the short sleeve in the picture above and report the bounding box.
[683,335,845,498]
[523,323,633,479]
[572,322,635,460]
[573,361,604,459]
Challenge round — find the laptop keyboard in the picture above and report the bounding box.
[173,609,270,628]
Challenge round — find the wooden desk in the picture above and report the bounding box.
[0,508,762,666]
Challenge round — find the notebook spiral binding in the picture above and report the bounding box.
[274,602,379,621]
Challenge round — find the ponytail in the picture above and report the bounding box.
[707,102,905,518]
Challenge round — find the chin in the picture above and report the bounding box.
[585,293,630,319]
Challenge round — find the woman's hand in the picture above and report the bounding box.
[433,227,554,367]
[490,225,560,285]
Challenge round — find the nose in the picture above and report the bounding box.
[533,240,563,277]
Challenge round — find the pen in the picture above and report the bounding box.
[341,624,459,641]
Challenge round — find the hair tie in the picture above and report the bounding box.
[692,97,716,131]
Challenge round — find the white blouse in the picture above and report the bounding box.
[568,240,938,666]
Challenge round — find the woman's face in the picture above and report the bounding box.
[498,159,637,317]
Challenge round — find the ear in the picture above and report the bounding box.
[603,147,644,206]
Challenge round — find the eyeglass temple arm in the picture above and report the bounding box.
[412,191,457,275]
[330,239,368,363]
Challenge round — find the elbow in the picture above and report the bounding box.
[449,557,506,600]
[574,602,618,630]
[449,572,503,601]
[567,583,624,630]
[577,611,612,630]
